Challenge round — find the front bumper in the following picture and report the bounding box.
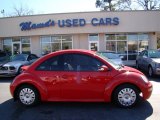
[155,68,160,75]
[142,82,153,100]
[0,72,17,77]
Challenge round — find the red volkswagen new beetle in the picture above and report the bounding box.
[10,49,152,108]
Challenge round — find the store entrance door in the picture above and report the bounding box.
[89,41,99,51]
[12,42,21,55]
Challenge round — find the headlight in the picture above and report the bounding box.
[155,63,160,68]
[141,75,149,83]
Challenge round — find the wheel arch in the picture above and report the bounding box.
[110,83,141,102]
[104,81,141,102]
[13,82,48,101]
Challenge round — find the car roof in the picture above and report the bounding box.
[48,49,96,55]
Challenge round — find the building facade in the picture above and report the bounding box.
[0,10,160,65]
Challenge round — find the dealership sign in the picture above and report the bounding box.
[20,17,119,31]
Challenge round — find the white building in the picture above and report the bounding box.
[0,10,160,66]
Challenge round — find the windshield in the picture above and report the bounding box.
[96,52,121,69]
[149,50,160,58]
[100,52,120,59]
[11,54,28,61]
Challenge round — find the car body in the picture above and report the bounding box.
[10,49,152,108]
[0,54,38,77]
[136,49,160,77]
[98,51,123,65]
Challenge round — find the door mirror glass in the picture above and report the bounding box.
[143,55,148,58]
[98,65,109,72]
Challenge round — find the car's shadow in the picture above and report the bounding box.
[0,99,153,120]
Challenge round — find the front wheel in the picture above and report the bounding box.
[113,84,140,108]
[17,85,40,106]
[148,66,154,77]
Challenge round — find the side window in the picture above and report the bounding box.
[63,54,76,71]
[74,54,103,71]
[143,51,148,57]
[28,54,38,61]
[139,51,144,56]
[31,54,38,59]
[36,55,64,71]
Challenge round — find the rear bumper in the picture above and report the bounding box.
[142,82,153,100]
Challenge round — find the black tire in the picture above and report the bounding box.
[17,85,40,106]
[17,66,23,75]
[136,61,139,69]
[113,84,140,108]
[148,66,154,77]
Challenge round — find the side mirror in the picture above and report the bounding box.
[98,65,109,72]
[143,55,148,58]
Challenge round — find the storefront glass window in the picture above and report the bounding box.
[52,43,61,52]
[52,36,61,42]
[106,41,116,51]
[117,41,127,54]
[89,34,99,51]
[106,34,115,40]
[117,34,127,40]
[21,37,31,54]
[157,36,160,49]
[105,34,149,61]
[62,42,72,50]
[127,34,138,60]
[0,40,2,50]
[3,38,12,55]
[41,36,51,43]
[138,34,149,51]
[41,35,72,55]
[89,34,98,41]
[42,43,51,55]
[13,37,20,42]
[62,36,72,50]
[62,36,72,42]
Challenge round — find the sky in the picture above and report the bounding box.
[0,0,99,17]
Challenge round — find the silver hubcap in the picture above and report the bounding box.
[19,88,35,105]
[118,88,136,107]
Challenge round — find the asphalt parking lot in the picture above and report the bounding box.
[0,75,159,120]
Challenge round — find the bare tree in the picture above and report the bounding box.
[96,0,132,11]
[8,4,34,17]
[135,0,160,10]
[96,0,116,11]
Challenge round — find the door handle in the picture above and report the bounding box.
[62,75,68,79]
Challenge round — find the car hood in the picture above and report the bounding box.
[3,61,27,68]
[152,58,160,63]
[119,66,143,75]
[111,59,123,65]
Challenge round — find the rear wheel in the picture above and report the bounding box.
[17,85,40,106]
[113,84,140,108]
